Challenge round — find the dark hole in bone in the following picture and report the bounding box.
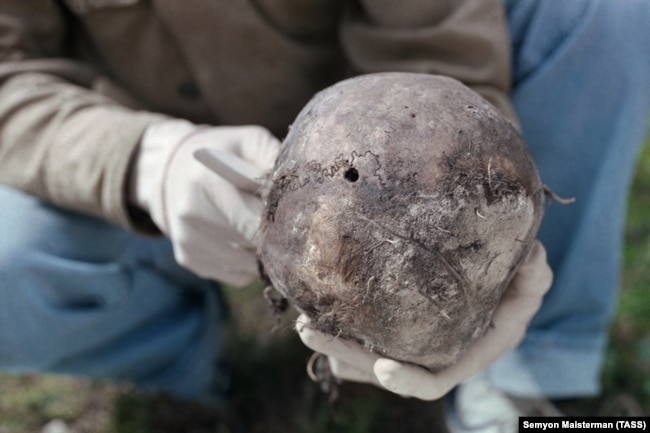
[344,167,359,182]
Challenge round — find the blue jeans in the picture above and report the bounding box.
[489,0,650,398]
[0,0,648,402]
[0,189,230,405]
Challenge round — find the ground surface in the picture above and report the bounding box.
[1,142,650,433]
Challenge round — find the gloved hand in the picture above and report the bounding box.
[129,118,280,287]
[297,240,552,400]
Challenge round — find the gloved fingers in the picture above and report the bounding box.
[374,358,453,401]
[165,167,260,285]
[507,240,553,301]
[162,155,264,284]
[199,185,264,242]
[171,219,259,287]
[178,154,265,242]
[328,356,383,387]
[372,320,521,402]
[492,241,552,339]
[296,314,381,374]
[234,125,281,171]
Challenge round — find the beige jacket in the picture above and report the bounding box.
[0,0,515,233]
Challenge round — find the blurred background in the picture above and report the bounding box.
[1,139,649,433]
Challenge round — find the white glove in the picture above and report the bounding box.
[129,119,280,287]
[297,240,552,400]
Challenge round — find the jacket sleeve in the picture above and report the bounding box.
[340,0,519,127]
[0,1,164,233]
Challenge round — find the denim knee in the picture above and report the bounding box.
[0,186,228,402]
[491,0,650,397]
[0,192,133,268]
[0,186,135,317]
[506,0,650,88]
[0,187,140,367]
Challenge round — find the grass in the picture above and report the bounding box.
[600,140,650,415]
[1,141,650,432]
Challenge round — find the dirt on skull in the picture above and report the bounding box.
[256,72,545,371]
